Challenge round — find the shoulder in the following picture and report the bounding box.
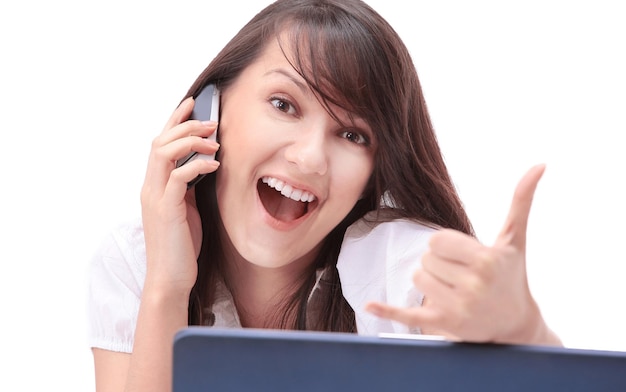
[87,218,146,352]
[91,218,146,279]
[337,210,437,335]
[341,209,438,259]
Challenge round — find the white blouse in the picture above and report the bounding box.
[86,211,436,353]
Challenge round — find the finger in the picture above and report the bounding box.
[418,254,467,290]
[414,271,456,307]
[428,229,484,265]
[496,164,546,249]
[143,136,219,195]
[365,302,461,342]
[160,136,221,166]
[365,301,439,329]
[161,97,194,135]
[162,159,220,207]
[155,119,218,148]
[419,297,462,339]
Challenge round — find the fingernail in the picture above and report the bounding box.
[201,120,218,127]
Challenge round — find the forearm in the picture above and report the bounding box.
[124,286,190,392]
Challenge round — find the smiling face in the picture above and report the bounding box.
[215,36,376,270]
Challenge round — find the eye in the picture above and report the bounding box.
[340,129,369,145]
[270,97,297,116]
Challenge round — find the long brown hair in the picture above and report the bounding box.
[185,0,474,332]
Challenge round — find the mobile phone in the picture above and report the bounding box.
[175,84,220,187]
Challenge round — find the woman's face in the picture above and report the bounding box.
[215,36,376,269]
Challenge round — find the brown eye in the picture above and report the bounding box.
[270,98,296,115]
[340,130,368,145]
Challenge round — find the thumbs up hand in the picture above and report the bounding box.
[366,165,562,346]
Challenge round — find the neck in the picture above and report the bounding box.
[220,244,316,329]
[224,262,305,328]
[216,219,323,328]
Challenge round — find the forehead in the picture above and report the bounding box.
[228,38,309,102]
[248,40,299,82]
[230,30,374,134]
[257,33,363,109]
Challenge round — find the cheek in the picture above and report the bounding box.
[219,95,260,151]
[331,153,374,199]
[219,100,279,150]
[218,118,266,166]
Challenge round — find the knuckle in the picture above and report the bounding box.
[462,275,485,298]
[170,168,186,183]
[401,310,423,328]
[472,250,497,281]
[428,230,448,249]
[412,268,425,287]
[152,148,166,163]
[151,134,165,149]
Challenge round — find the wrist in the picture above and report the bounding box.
[501,300,562,346]
[141,280,192,312]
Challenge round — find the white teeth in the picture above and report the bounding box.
[281,184,293,198]
[261,177,316,202]
[291,189,303,201]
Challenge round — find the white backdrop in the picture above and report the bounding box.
[1,1,624,390]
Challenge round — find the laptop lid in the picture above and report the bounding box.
[173,327,626,392]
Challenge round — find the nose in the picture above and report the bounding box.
[284,126,328,176]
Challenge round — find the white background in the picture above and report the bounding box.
[1,1,624,390]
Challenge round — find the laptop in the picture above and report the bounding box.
[173,326,626,392]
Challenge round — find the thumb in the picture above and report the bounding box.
[495,164,546,250]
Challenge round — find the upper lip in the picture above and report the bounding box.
[261,175,319,202]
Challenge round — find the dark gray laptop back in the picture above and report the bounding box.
[173,327,626,392]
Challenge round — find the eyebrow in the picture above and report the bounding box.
[264,68,310,96]
[265,68,372,136]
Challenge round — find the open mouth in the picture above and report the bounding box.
[258,177,317,222]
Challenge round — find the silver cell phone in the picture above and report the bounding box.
[175,84,220,187]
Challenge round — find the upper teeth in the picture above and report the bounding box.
[261,177,316,202]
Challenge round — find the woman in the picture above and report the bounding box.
[88,0,561,390]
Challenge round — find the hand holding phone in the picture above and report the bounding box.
[176,84,220,187]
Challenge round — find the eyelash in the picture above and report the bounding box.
[340,129,370,146]
[269,96,371,147]
[270,96,298,116]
